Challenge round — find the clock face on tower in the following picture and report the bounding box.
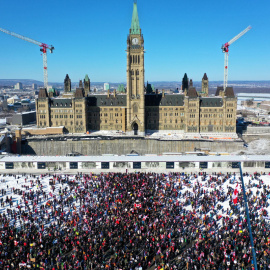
[132,38,139,45]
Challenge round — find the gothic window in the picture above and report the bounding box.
[138,55,140,64]
[130,56,132,64]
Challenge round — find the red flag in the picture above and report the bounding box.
[232,183,239,204]
[134,203,142,208]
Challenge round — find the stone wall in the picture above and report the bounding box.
[21,137,245,156]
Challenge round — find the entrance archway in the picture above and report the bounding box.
[133,123,138,135]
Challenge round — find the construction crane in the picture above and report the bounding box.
[0,27,54,89]
[221,26,251,89]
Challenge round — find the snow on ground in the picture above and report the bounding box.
[0,172,269,231]
[234,139,270,155]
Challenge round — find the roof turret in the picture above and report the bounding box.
[203,73,208,80]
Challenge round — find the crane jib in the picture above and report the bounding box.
[0,26,54,89]
[222,26,251,89]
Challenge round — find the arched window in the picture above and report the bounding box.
[138,55,140,64]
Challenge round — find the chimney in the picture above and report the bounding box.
[113,89,116,97]
[162,89,165,98]
[107,89,110,98]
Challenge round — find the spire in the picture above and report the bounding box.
[203,73,208,80]
[130,1,140,35]
[182,73,189,91]
[64,74,71,92]
[79,80,83,88]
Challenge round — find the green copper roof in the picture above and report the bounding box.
[117,84,125,93]
[84,74,89,82]
[130,2,140,35]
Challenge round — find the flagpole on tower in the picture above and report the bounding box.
[238,162,258,270]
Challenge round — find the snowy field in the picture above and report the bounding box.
[234,139,270,155]
[0,172,269,230]
[0,172,269,268]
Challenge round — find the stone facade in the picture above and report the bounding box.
[36,2,237,136]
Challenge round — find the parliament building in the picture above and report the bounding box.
[36,2,236,136]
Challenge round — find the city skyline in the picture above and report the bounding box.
[0,0,269,83]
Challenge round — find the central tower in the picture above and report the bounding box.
[126,1,145,136]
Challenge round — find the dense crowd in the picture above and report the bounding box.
[0,171,269,269]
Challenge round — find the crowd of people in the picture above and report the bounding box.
[0,171,269,269]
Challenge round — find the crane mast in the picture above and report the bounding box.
[0,27,54,89]
[221,26,251,89]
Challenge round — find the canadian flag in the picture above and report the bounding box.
[232,183,239,204]
[134,203,142,208]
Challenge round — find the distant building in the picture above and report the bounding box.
[7,95,20,104]
[238,93,270,105]
[32,83,37,90]
[6,111,36,126]
[14,82,23,90]
[104,83,110,91]
[36,1,237,136]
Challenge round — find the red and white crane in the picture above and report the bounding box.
[0,27,54,89]
[221,26,251,89]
